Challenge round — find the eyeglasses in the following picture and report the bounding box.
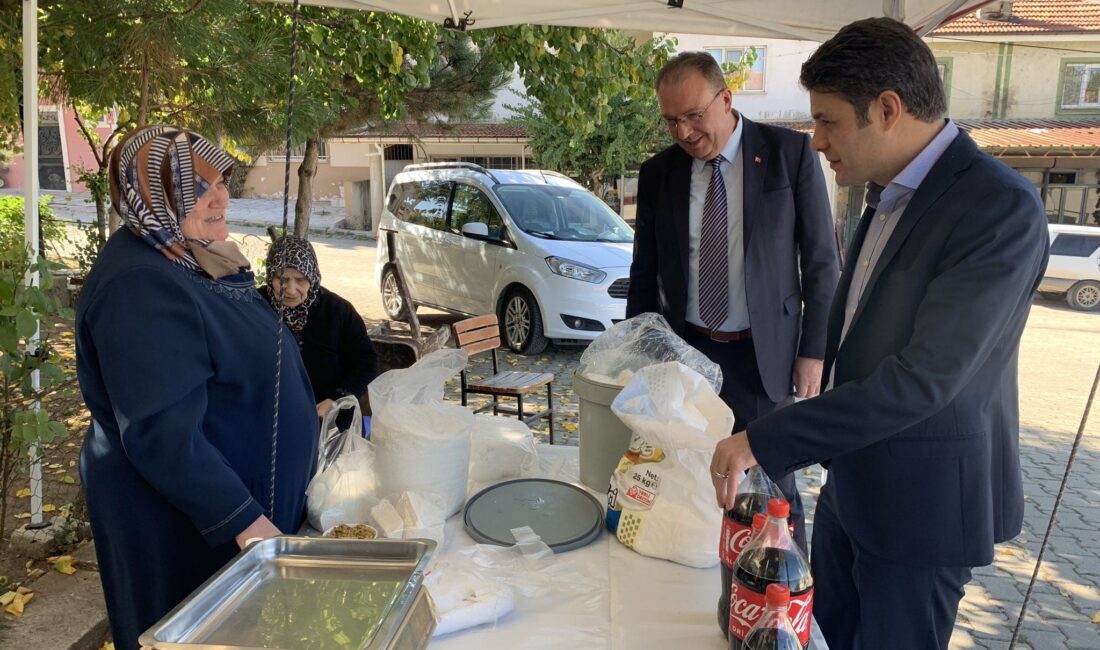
[663,89,726,130]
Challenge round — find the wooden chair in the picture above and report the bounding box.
[452,314,556,444]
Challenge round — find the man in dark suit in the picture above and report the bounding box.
[710,18,1050,649]
[626,51,839,552]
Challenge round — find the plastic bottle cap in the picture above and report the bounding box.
[765,583,791,607]
[767,498,790,519]
[751,512,767,533]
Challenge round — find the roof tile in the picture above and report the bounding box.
[933,0,1100,35]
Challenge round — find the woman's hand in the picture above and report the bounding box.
[235,515,282,550]
[316,399,335,418]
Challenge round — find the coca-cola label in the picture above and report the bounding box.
[728,582,814,646]
[788,588,814,646]
[719,516,753,568]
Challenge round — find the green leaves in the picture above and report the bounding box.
[15,311,37,339]
[477,27,674,140]
[0,232,71,463]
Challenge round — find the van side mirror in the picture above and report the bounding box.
[461,222,490,238]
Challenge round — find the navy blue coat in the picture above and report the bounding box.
[626,117,840,402]
[748,130,1050,567]
[77,228,318,649]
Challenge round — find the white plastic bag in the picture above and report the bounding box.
[368,349,476,517]
[606,362,733,568]
[578,313,722,391]
[305,396,378,532]
[305,435,378,532]
[467,415,539,496]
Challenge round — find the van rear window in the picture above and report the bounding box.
[1051,234,1100,257]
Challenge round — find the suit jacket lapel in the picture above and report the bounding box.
[850,130,979,326]
[672,148,692,278]
[740,116,766,252]
[826,203,875,368]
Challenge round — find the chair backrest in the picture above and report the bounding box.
[452,315,501,356]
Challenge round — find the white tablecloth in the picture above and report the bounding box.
[430,444,825,649]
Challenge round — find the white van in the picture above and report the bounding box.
[376,163,634,354]
[1039,224,1100,311]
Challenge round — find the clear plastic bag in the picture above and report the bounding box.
[313,395,364,478]
[577,313,722,392]
[304,397,378,532]
[426,526,599,637]
[368,349,476,517]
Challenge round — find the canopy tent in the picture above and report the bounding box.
[15,0,994,526]
[280,0,994,41]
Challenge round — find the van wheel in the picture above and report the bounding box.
[381,265,411,321]
[500,287,548,355]
[1067,281,1100,311]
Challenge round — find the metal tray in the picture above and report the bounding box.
[139,537,436,650]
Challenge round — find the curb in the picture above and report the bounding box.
[1,542,110,650]
[230,219,377,242]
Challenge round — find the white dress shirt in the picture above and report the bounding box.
[685,113,750,332]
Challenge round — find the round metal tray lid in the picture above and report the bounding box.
[464,478,604,552]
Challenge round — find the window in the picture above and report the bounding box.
[936,58,952,106]
[1060,61,1100,110]
[271,141,329,161]
[432,156,525,170]
[1051,234,1100,257]
[450,184,504,239]
[495,184,633,243]
[384,144,413,160]
[395,181,451,229]
[704,46,766,92]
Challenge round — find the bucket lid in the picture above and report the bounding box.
[464,479,604,553]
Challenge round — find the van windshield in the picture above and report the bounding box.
[495,184,634,243]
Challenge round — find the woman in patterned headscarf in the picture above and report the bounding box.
[261,235,378,420]
[76,126,318,650]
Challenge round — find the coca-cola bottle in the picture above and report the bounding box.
[718,466,783,636]
[742,584,804,650]
[729,498,814,650]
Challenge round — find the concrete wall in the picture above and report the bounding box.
[244,158,366,205]
[670,34,818,120]
[3,105,115,192]
[928,38,1100,120]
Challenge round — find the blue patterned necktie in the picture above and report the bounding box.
[698,154,729,330]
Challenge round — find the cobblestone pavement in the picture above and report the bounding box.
[420,301,1100,650]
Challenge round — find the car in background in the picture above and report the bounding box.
[376,162,634,354]
[1039,224,1100,311]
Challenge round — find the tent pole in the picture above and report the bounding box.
[883,0,906,20]
[22,0,45,530]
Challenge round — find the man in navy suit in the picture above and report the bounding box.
[710,18,1049,649]
[626,52,839,556]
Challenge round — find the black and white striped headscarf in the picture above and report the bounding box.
[265,235,321,338]
[109,125,235,273]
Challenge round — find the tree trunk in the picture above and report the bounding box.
[95,195,110,241]
[138,49,150,126]
[107,202,122,235]
[293,137,320,238]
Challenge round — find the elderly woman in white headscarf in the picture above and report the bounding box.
[76,125,318,650]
